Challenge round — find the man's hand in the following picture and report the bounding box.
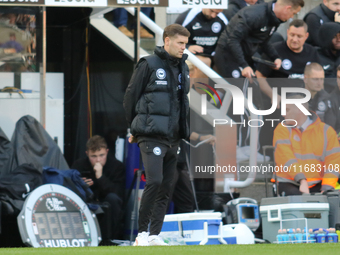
[241,66,255,83]
[188,45,204,54]
[129,135,137,144]
[93,162,103,179]
[299,179,310,194]
[82,177,94,186]
[335,12,340,22]
[273,59,282,70]
[200,135,216,145]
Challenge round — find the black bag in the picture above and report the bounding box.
[0,128,13,176]
[0,163,42,215]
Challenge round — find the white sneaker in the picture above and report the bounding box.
[133,232,149,246]
[148,235,169,246]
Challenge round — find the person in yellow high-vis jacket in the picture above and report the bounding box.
[273,93,340,196]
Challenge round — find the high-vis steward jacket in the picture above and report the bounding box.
[273,112,340,191]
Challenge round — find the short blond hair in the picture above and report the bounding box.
[304,62,324,77]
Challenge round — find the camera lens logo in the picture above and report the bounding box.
[197,82,222,107]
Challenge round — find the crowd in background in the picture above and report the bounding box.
[0,12,36,72]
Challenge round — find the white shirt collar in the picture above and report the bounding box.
[299,117,312,132]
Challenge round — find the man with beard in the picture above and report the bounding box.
[175,9,228,67]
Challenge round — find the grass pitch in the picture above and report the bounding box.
[1,243,340,255]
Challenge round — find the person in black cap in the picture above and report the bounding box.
[304,0,340,47]
[318,22,340,92]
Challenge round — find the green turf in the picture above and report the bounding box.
[1,243,340,255]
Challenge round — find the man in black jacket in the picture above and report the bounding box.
[223,0,264,21]
[304,0,340,47]
[214,0,304,81]
[123,24,190,246]
[72,135,125,241]
[175,9,228,67]
[318,22,340,92]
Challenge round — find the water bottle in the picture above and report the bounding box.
[282,229,288,244]
[302,228,306,243]
[308,229,316,243]
[277,229,283,244]
[127,128,132,138]
[295,228,303,243]
[328,228,338,243]
[315,228,326,243]
[288,229,296,243]
[325,228,330,243]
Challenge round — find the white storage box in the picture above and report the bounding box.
[161,212,226,245]
[222,224,255,244]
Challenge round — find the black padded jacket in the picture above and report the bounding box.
[217,0,282,68]
[123,46,190,144]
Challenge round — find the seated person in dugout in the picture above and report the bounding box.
[272,93,340,196]
[72,135,125,240]
[175,8,228,68]
[304,62,340,133]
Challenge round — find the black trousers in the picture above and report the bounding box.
[214,44,243,80]
[170,162,195,214]
[98,193,122,240]
[276,182,322,196]
[138,141,178,235]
